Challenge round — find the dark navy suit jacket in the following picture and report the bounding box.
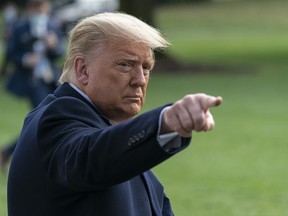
[8,83,191,216]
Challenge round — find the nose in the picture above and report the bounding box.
[130,66,147,87]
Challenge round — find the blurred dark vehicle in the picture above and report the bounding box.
[51,0,119,33]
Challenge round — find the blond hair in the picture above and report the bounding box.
[59,12,170,83]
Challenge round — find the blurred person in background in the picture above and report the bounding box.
[8,12,222,216]
[0,2,18,77]
[1,0,64,172]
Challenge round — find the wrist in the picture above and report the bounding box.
[160,108,174,134]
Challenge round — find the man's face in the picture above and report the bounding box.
[83,39,154,123]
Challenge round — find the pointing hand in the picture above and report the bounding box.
[161,94,223,137]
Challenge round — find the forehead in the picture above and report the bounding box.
[104,38,154,62]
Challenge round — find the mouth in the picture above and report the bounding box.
[125,95,142,102]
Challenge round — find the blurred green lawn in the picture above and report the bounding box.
[0,0,288,215]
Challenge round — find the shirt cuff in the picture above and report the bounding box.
[157,107,181,150]
[158,132,178,147]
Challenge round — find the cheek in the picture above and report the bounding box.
[89,81,122,103]
[142,79,149,95]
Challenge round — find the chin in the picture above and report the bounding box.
[127,106,141,117]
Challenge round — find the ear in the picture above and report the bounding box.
[74,56,89,85]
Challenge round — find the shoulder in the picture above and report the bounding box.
[38,95,104,126]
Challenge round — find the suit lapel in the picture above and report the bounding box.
[142,171,164,216]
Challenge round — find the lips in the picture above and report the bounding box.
[125,95,142,101]
[126,96,141,99]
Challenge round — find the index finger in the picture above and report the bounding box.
[199,95,223,110]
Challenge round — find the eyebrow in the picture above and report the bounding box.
[114,51,155,66]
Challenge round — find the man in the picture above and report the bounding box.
[1,0,63,170]
[8,12,223,216]
[5,0,63,106]
[0,2,18,77]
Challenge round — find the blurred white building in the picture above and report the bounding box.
[51,0,119,32]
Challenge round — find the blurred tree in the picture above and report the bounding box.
[0,0,26,9]
[161,0,211,3]
[120,0,197,73]
[120,0,155,26]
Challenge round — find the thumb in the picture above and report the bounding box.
[199,94,223,110]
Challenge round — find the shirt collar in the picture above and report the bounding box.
[68,83,96,108]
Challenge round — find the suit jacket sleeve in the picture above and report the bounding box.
[7,23,29,68]
[37,96,191,191]
[7,21,63,70]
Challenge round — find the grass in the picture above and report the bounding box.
[0,86,29,215]
[1,0,288,215]
[148,1,288,215]
[145,72,288,215]
[156,0,288,67]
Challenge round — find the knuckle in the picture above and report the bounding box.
[195,93,207,98]
[184,94,195,101]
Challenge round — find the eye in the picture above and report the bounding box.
[118,62,132,72]
[143,64,152,76]
[142,67,151,76]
